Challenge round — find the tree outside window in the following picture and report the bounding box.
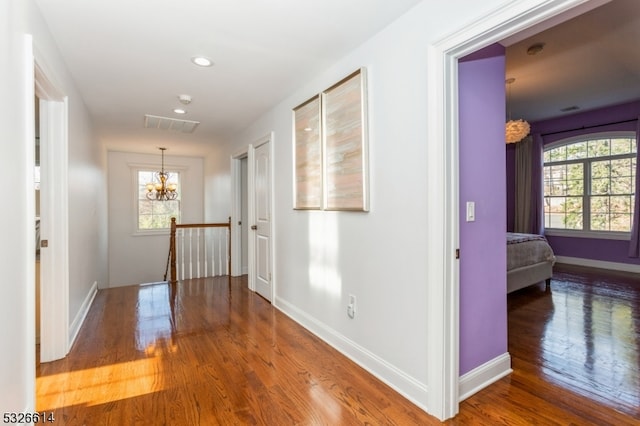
[137,170,181,230]
[544,135,636,233]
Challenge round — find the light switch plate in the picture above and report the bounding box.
[466,201,475,222]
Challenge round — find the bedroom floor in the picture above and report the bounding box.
[507,263,640,421]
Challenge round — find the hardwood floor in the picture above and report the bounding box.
[36,268,640,425]
[503,264,640,423]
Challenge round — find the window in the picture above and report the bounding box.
[137,170,181,230]
[544,133,636,234]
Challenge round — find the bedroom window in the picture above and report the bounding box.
[136,170,181,231]
[543,133,636,235]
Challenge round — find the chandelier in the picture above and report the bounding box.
[506,119,531,144]
[145,147,178,201]
[505,78,530,144]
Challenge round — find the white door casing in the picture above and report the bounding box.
[231,149,249,277]
[426,0,603,420]
[35,60,70,363]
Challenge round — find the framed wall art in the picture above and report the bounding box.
[292,68,369,212]
[322,68,369,211]
[293,95,322,209]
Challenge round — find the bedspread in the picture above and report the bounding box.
[507,232,555,271]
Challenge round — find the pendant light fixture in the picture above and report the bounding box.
[145,147,178,201]
[505,78,530,144]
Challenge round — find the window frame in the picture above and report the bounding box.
[543,131,636,240]
[130,164,184,236]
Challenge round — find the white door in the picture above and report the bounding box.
[253,141,271,301]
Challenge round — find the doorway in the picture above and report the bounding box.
[231,133,274,302]
[34,60,70,363]
[231,152,250,277]
[426,0,603,421]
[252,139,272,301]
[35,98,41,348]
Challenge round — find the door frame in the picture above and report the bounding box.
[231,132,275,300]
[427,0,603,420]
[34,59,70,363]
[231,148,249,277]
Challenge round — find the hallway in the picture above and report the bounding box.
[36,270,640,425]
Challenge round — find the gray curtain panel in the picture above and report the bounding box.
[514,134,543,235]
[628,117,640,257]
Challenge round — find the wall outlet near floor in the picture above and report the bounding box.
[347,294,356,318]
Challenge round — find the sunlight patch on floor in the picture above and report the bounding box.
[36,357,165,411]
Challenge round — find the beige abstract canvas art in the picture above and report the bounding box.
[322,69,369,211]
[292,68,369,211]
[293,95,322,209]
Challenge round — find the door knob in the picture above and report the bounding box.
[251,225,257,230]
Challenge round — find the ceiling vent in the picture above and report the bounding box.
[144,114,200,133]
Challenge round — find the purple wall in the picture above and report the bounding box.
[506,100,640,265]
[459,46,507,375]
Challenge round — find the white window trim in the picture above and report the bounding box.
[545,229,630,241]
[129,162,186,236]
[544,131,636,237]
[544,130,635,150]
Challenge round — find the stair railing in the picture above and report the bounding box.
[165,217,231,284]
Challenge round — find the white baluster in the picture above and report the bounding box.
[196,228,201,278]
[180,229,185,280]
[188,228,193,279]
[204,227,208,278]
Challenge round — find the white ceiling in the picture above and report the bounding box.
[505,0,640,122]
[34,0,422,156]
[34,0,640,156]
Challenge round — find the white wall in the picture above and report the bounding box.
[108,151,204,287]
[1,0,107,412]
[204,0,509,410]
[204,140,235,223]
[26,0,106,349]
[1,0,36,412]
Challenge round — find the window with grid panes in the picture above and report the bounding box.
[543,133,636,234]
[137,170,181,230]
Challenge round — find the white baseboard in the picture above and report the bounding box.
[69,281,98,349]
[459,352,512,401]
[274,296,429,412]
[555,256,640,274]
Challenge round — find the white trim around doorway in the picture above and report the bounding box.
[425,0,603,420]
[35,58,70,363]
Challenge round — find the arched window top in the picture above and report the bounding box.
[544,132,636,164]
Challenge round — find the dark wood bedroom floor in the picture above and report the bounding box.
[505,263,640,423]
[35,268,639,425]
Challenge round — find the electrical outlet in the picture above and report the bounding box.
[347,294,356,319]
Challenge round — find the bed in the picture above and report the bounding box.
[507,232,556,293]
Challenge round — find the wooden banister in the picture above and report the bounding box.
[168,217,231,284]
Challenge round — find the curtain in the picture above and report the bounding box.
[514,134,544,235]
[628,117,640,257]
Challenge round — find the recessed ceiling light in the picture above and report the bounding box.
[173,108,187,114]
[191,56,213,67]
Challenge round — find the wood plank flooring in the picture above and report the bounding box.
[37,268,640,425]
